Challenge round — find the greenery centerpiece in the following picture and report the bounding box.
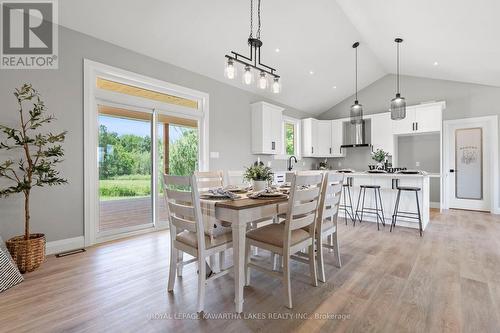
[244,162,273,191]
[371,148,388,169]
[0,84,67,273]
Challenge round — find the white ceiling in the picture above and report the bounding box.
[59,0,500,115]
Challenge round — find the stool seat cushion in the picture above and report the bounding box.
[397,186,421,191]
[360,185,380,189]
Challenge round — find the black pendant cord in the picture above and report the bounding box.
[397,41,400,94]
[249,0,253,39]
[355,46,358,101]
[257,0,262,40]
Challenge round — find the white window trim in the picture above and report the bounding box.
[83,59,210,246]
[275,115,301,160]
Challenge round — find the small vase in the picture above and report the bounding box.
[253,180,268,191]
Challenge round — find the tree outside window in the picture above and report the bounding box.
[285,122,295,155]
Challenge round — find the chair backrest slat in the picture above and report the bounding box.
[195,171,224,191]
[317,172,344,233]
[163,174,206,250]
[285,173,324,236]
[226,170,247,187]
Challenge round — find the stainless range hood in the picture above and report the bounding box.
[341,119,371,148]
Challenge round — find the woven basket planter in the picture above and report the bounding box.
[6,234,46,273]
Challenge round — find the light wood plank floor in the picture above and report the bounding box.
[2,209,500,333]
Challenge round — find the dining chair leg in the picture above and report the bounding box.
[327,234,333,253]
[283,253,293,309]
[317,234,326,283]
[308,244,318,287]
[332,231,341,268]
[197,255,206,313]
[245,242,251,286]
[177,251,184,277]
[219,251,225,271]
[168,247,177,292]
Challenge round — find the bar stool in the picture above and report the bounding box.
[391,186,423,237]
[339,178,355,225]
[355,185,385,230]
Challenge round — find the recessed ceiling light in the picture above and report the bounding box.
[275,48,280,53]
[433,61,439,66]
[332,86,337,89]
[309,70,314,75]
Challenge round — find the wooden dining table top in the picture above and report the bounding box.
[214,196,288,210]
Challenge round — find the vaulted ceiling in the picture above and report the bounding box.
[59,0,500,115]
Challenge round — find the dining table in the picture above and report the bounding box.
[202,194,289,313]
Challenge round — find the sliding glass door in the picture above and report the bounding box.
[98,104,154,234]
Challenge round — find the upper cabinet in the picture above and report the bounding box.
[392,102,444,135]
[371,112,394,155]
[251,102,284,155]
[302,118,344,157]
[301,118,318,157]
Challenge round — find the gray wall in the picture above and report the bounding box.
[397,134,441,202]
[319,74,500,206]
[0,27,313,242]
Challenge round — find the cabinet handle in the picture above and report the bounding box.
[329,147,332,154]
[412,122,415,131]
[416,122,418,131]
[311,147,314,154]
[271,141,275,150]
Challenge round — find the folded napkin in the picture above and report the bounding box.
[248,188,283,199]
[207,187,239,200]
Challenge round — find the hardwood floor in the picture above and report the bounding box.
[2,209,500,333]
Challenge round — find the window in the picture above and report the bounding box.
[285,122,295,155]
[282,116,300,157]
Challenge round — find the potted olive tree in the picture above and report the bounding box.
[244,162,273,191]
[0,84,67,273]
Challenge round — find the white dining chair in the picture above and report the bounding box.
[244,172,324,308]
[313,172,344,282]
[225,170,248,187]
[164,174,233,313]
[194,170,224,191]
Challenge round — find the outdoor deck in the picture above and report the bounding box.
[99,197,168,231]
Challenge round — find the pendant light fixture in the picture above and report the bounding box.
[224,0,281,93]
[350,42,363,124]
[390,38,406,120]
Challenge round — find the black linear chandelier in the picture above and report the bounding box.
[224,0,281,93]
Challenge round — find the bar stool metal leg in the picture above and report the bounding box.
[359,187,366,223]
[354,187,363,227]
[416,191,422,237]
[391,189,401,232]
[377,188,386,226]
[374,188,380,231]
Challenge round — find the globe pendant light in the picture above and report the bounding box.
[350,42,363,124]
[391,38,406,120]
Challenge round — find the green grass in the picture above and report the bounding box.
[99,174,151,201]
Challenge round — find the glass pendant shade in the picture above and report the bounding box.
[242,66,254,85]
[258,72,268,89]
[272,77,281,94]
[390,93,406,120]
[224,59,236,79]
[350,100,363,124]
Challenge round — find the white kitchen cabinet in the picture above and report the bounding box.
[331,119,345,157]
[392,103,443,135]
[251,101,284,154]
[371,112,394,155]
[301,118,318,157]
[302,119,341,157]
[317,120,332,156]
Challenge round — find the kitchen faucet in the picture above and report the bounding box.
[287,155,298,171]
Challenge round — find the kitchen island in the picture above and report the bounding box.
[339,172,430,230]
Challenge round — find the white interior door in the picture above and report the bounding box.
[446,119,490,211]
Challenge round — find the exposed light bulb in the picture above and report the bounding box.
[243,66,253,85]
[224,59,235,79]
[258,72,268,89]
[272,77,281,94]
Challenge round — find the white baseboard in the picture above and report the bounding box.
[430,202,440,209]
[46,236,85,255]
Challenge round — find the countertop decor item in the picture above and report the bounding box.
[0,84,67,273]
[390,38,407,120]
[371,148,389,169]
[319,158,328,170]
[244,162,273,191]
[224,0,281,93]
